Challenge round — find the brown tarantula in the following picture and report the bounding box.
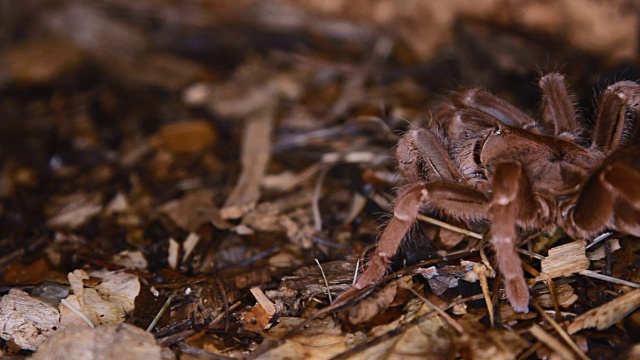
[337,73,640,313]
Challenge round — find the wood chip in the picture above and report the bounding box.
[567,289,640,334]
[250,287,276,316]
[0,289,61,351]
[537,241,590,281]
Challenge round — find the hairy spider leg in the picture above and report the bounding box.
[592,81,640,154]
[538,73,579,137]
[490,161,541,313]
[351,182,490,290]
[568,81,640,238]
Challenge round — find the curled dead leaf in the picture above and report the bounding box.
[348,281,397,325]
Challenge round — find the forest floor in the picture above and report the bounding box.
[1,1,640,359]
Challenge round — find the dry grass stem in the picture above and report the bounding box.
[578,270,640,288]
[517,248,546,260]
[314,259,333,303]
[585,232,613,250]
[60,298,95,328]
[146,292,176,332]
[405,286,464,334]
[416,214,483,240]
[473,264,495,326]
[312,166,329,232]
[528,324,575,360]
[352,259,360,286]
[221,107,275,219]
[533,302,590,360]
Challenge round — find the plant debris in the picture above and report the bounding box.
[1,1,640,359]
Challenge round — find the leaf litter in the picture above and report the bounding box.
[0,1,640,359]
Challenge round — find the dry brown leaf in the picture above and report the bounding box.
[62,269,139,327]
[257,317,345,359]
[258,333,347,360]
[111,250,148,270]
[348,280,397,325]
[243,304,272,332]
[415,264,470,295]
[4,37,84,85]
[347,300,455,360]
[459,320,529,360]
[158,189,232,231]
[154,119,217,154]
[241,192,314,232]
[31,323,163,360]
[119,52,210,91]
[568,289,640,334]
[535,283,579,309]
[2,257,52,285]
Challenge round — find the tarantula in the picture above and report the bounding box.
[338,73,640,313]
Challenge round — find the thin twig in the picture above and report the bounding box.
[405,287,464,334]
[60,298,94,328]
[146,292,176,332]
[209,301,242,327]
[528,324,576,360]
[585,232,613,250]
[446,293,487,309]
[179,342,236,360]
[517,248,546,260]
[156,328,196,346]
[216,278,230,332]
[416,214,483,239]
[315,259,333,303]
[328,308,441,360]
[533,302,590,360]
[312,166,329,232]
[474,263,494,327]
[517,342,544,360]
[543,278,562,323]
[578,270,640,288]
